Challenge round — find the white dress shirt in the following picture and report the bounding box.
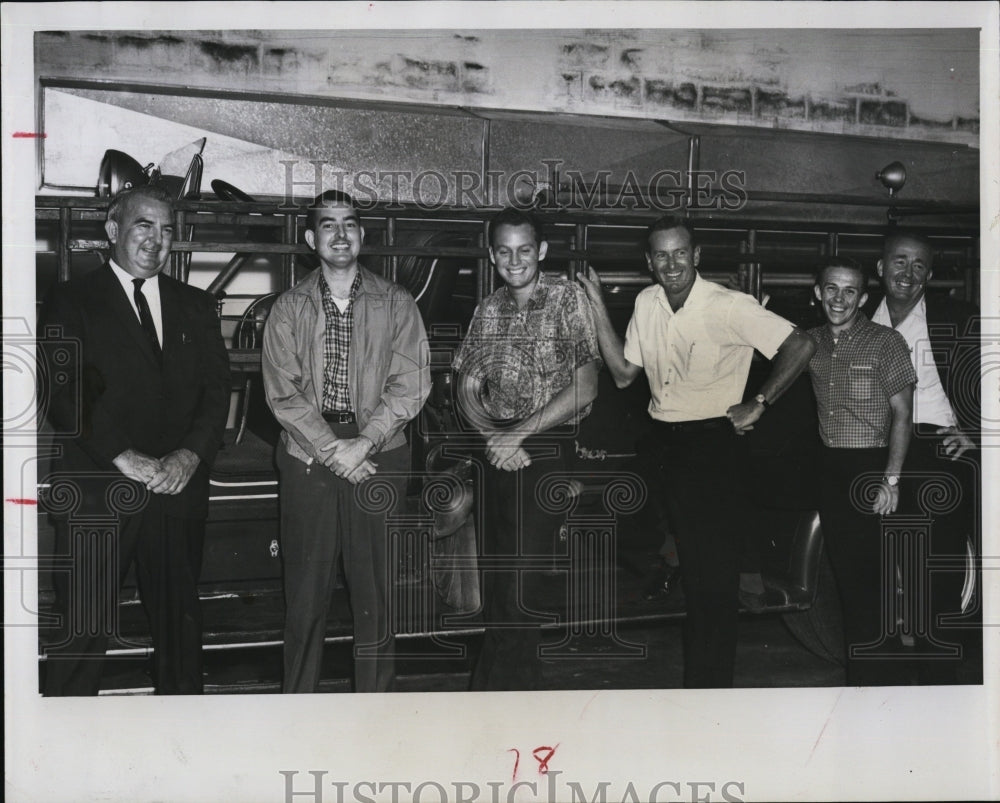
[109,260,163,346]
[872,295,956,427]
[623,274,793,421]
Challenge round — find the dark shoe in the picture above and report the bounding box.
[641,564,681,601]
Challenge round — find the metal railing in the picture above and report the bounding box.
[36,194,979,336]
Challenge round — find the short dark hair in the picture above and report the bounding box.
[306,189,358,231]
[882,229,935,263]
[815,257,868,289]
[645,215,694,253]
[487,207,543,249]
[106,183,174,224]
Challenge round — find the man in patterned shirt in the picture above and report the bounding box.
[263,190,430,693]
[453,207,600,690]
[807,259,916,686]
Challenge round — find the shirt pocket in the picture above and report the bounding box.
[685,341,721,381]
[848,363,875,400]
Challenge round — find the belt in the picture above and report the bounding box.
[322,410,357,424]
[653,416,731,433]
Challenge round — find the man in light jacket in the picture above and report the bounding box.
[262,190,430,693]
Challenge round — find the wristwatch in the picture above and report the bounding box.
[753,393,770,410]
[883,474,900,487]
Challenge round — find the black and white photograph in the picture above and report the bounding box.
[4,2,998,801]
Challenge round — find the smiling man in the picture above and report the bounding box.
[806,259,916,685]
[40,183,231,695]
[579,216,814,688]
[452,207,600,690]
[262,190,430,693]
[867,231,982,683]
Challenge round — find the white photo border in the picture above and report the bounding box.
[4,3,998,802]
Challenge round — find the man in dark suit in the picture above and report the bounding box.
[867,229,981,683]
[39,183,231,695]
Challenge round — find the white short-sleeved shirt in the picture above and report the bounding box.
[623,273,794,422]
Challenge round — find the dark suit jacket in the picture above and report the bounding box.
[864,292,981,440]
[39,264,231,518]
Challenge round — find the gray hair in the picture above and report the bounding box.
[106,183,175,224]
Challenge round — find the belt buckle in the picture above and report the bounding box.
[337,411,353,424]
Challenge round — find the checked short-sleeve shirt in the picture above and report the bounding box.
[807,314,916,448]
[319,270,361,412]
[452,272,601,423]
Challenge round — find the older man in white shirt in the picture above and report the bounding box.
[868,229,981,684]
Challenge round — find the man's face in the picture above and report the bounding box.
[877,236,933,306]
[490,223,547,292]
[814,266,869,334]
[104,197,175,280]
[305,202,364,270]
[647,227,700,298]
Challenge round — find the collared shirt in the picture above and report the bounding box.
[319,269,361,412]
[871,295,957,428]
[262,265,430,465]
[623,273,794,422]
[109,259,162,345]
[452,272,601,422]
[807,315,916,448]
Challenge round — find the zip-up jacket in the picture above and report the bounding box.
[262,266,430,465]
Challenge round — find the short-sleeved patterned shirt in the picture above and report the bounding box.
[319,270,361,412]
[452,272,601,423]
[807,314,916,448]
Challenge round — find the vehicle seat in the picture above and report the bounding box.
[393,230,476,325]
[233,293,278,445]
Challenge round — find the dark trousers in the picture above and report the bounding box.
[470,433,569,691]
[44,494,205,696]
[651,420,748,688]
[819,445,909,686]
[899,427,982,683]
[277,430,408,694]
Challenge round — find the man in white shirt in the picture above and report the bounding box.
[868,230,981,684]
[579,216,815,688]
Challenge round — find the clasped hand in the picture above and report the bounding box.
[113,448,200,495]
[319,436,377,484]
[485,432,531,472]
[725,401,764,435]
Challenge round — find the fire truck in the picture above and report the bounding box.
[34,102,980,693]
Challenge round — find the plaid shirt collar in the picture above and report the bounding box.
[818,312,871,345]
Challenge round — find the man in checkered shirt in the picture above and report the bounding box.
[452,207,601,690]
[263,190,430,693]
[807,258,916,686]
